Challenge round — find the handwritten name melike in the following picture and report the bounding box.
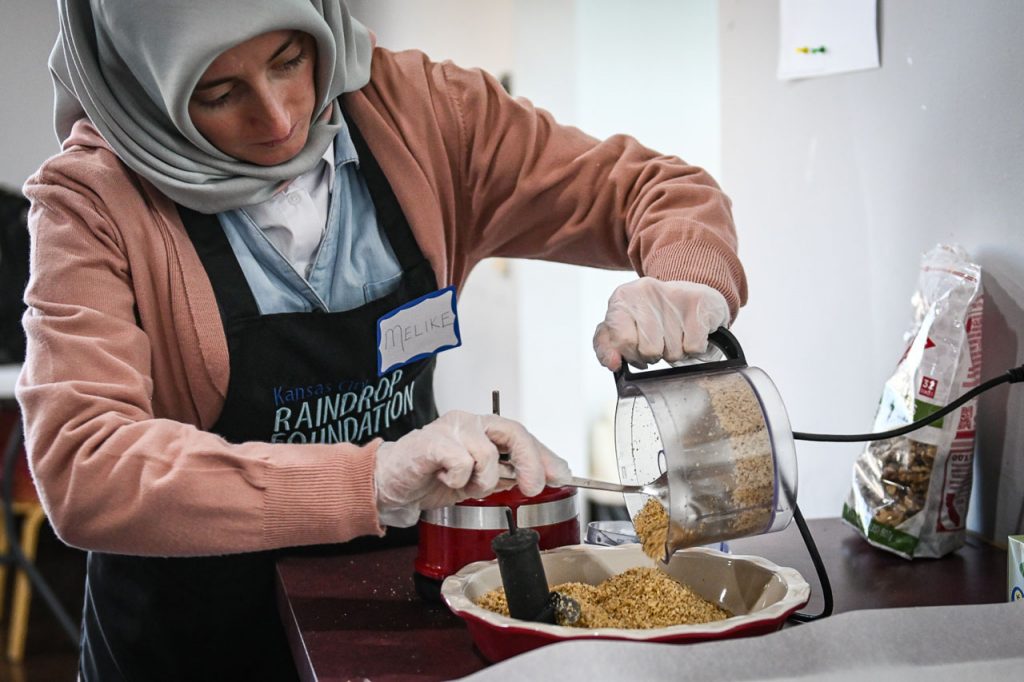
[381,311,454,352]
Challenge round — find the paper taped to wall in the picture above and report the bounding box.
[777,0,880,81]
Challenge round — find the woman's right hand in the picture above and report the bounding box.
[593,277,731,371]
[373,411,571,527]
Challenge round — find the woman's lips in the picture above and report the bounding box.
[257,122,297,147]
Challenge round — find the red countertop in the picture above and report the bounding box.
[275,536,486,682]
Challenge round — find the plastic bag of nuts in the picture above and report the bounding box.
[843,245,983,559]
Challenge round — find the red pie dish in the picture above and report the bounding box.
[441,543,811,663]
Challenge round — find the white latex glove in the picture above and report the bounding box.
[374,410,572,527]
[593,277,730,371]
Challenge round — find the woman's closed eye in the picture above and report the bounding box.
[194,88,235,110]
[275,47,309,73]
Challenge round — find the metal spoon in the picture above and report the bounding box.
[499,466,669,502]
[566,473,669,501]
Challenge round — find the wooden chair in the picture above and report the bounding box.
[0,502,47,662]
[0,408,56,663]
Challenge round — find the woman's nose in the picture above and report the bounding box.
[250,84,292,139]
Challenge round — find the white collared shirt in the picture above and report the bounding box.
[241,143,335,279]
[216,123,404,314]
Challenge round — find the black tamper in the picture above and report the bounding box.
[491,508,555,623]
[491,508,581,625]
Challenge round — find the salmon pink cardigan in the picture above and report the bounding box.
[18,48,747,556]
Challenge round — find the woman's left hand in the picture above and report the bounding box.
[374,411,572,527]
[593,277,730,371]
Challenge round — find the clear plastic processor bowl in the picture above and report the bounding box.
[441,543,810,662]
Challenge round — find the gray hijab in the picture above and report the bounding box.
[49,0,373,213]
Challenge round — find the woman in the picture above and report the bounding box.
[20,1,746,680]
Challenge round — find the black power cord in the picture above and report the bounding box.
[786,504,833,623]
[793,365,1024,443]
[783,363,1023,623]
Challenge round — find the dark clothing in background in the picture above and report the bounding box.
[0,187,30,364]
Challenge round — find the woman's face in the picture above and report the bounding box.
[189,30,318,166]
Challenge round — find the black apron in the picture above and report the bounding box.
[80,116,440,682]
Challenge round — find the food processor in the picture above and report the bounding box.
[611,327,1023,621]
[613,329,797,557]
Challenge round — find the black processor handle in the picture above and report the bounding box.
[615,327,747,391]
[706,327,745,364]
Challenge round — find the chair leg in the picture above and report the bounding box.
[0,518,8,618]
[7,505,47,663]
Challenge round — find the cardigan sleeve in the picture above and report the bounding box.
[18,160,385,557]
[439,58,748,317]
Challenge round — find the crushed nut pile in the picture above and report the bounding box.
[625,374,776,561]
[699,373,775,537]
[475,567,729,629]
[633,497,670,560]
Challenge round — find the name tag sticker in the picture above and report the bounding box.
[377,286,461,375]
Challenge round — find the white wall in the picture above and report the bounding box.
[0,0,60,189]
[720,0,1024,538]
[347,0,515,77]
